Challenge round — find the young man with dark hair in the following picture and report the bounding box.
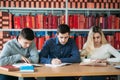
[39,24,80,80]
[0,28,38,80]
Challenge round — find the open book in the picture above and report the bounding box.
[13,63,42,68]
[114,65,120,69]
[80,59,107,67]
[45,63,72,67]
[80,62,107,66]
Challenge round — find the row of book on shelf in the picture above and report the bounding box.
[1,11,120,29]
[0,0,120,8]
[0,31,120,50]
[68,0,120,8]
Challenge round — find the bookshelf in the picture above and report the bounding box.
[0,0,120,50]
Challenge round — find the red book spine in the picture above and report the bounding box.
[107,16,112,29]
[85,16,89,29]
[78,36,82,50]
[52,15,58,29]
[106,35,114,47]
[25,15,30,28]
[0,12,2,29]
[118,33,120,49]
[115,32,119,49]
[75,36,82,50]
[9,13,12,29]
[34,37,39,50]
[0,1,4,7]
[21,15,26,29]
[79,14,85,29]
[2,12,9,29]
[88,16,92,28]
[35,15,38,29]
[31,16,35,29]
[60,15,65,24]
[75,36,79,49]
[25,15,34,29]
[111,15,115,29]
[14,16,21,29]
[38,36,45,50]
[29,16,33,29]
[48,14,52,29]
[115,17,119,29]
[73,14,79,29]
[68,15,73,29]
[40,14,44,29]
[43,15,48,29]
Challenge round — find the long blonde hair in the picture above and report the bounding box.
[81,26,108,57]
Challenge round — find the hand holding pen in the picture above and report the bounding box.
[51,58,61,65]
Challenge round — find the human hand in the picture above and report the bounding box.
[21,56,30,63]
[92,59,107,63]
[51,58,61,65]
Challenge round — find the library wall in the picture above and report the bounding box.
[0,0,120,51]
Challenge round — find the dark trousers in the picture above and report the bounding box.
[46,77,76,80]
[0,74,36,80]
[81,76,107,80]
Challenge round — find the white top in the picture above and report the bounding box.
[87,44,120,62]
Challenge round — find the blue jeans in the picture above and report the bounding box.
[81,76,107,80]
[0,74,36,80]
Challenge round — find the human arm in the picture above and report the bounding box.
[39,38,81,64]
[80,43,88,58]
[40,43,62,64]
[0,41,39,66]
[0,43,22,66]
[59,39,81,63]
[107,44,120,62]
[39,40,52,64]
[27,42,39,64]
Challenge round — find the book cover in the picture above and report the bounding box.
[0,65,19,71]
[20,65,34,72]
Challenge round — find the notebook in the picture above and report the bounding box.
[0,65,19,71]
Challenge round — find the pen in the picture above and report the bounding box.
[54,55,58,59]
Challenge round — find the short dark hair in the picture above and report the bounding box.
[57,24,70,34]
[19,28,34,40]
[92,26,102,35]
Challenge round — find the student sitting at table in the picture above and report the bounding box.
[39,24,81,80]
[80,26,120,80]
[0,28,38,80]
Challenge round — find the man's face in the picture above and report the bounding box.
[57,32,70,45]
[18,36,33,48]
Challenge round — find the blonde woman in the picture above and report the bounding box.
[80,26,120,80]
[81,26,120,63]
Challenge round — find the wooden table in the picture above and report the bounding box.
[0,63,120,80]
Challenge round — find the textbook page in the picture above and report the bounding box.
[13,63,42,67]
[45,63,72,67]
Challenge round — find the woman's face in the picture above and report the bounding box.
[93,32,102,46]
